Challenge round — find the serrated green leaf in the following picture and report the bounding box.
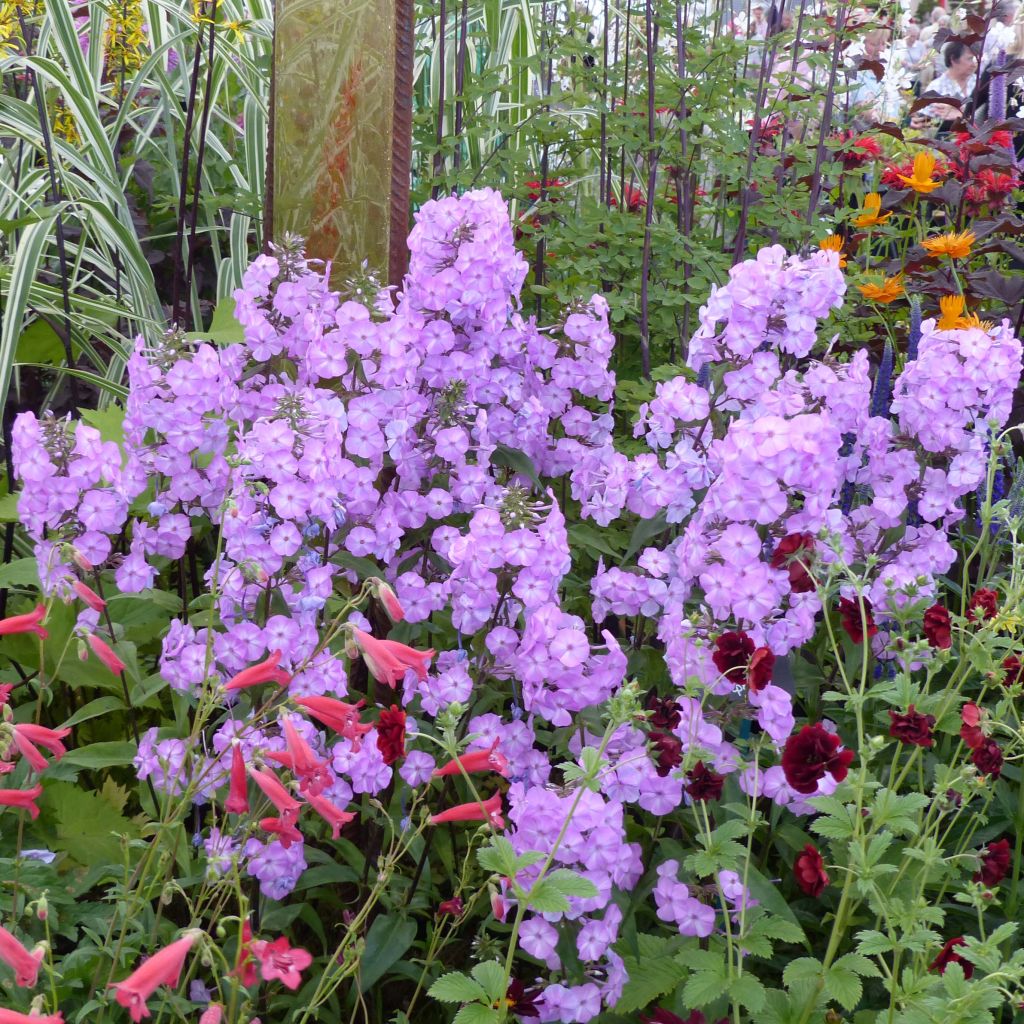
[525,878,570,914]
[452,1004,500,1024]
[730,974,767,1012]
[429,972,488,1003]
[855,930,895,955]
[784,957,823,988]
[824,966,862,1011]
[478,835,519,876]
[470,961,507,1002]
[684,968,730,1008]
[834,953,881,978]
[615,949,688,1013]
[546,868,599,899]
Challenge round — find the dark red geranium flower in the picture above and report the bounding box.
[972,739,1003,778]
[794,843,829,896]
[960,703,985,750]
[686,761,725,802]
[647,695,682,731]
[781,724,855,794]
[609,184,646,211]
[641,1012,712,1024]
[747,647,775,692]
[506,978,542,1018]
[650,731,683,777]
[1002,654,1023,687]
[839,597,878,644]
[930,937,974,979]
[968,588,999,622]
[376,705,407,766]
[770,533,816,593]
[922,604,952,649]
[712,631,755,682]
[888,705,936,747]
[974,838,1011,886]
[437,896,464,917]
[525,177,567,202]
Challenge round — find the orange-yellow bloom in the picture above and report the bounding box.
[818,234,847,267]
[922,230,975,259]
[854,192,891,228]
[858,274,904,304]
[938,294,965,329]
[897,151,942,193]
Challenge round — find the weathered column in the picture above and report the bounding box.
[271,0,411,287]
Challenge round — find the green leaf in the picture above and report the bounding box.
[429,972,488,1004]
[525,878,570,914]
[730,974,767,1012]
[546,868,599,900]
[684,967,730,1008]
[356,914,417,992]
[783,957,823,988]
[615,936,688,1012]
[855,930,895,955]
[61,696,125,728]
[452,1005,500,1024]
[0,558,40,590]
[834,953,881,978]
[62,741,137,770]
[16,319,65,365]
[80,404,126,446]
[492,443,543,488]
[40,779,139,865]
[470,961,507,1002]
[0,493,19,523]
[622,509,670,562]
[823,966,862,1011]
[478,835,519,876]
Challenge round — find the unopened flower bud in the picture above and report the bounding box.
[35,896,48,921]
[369,578,405,623]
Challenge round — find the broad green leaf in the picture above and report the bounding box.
[61,696,125,728]
[478,835,519,876]
[783,957,823,988]
[525,878,570,914]
[470,961,507,1002]
[615,938,688,1012]
[40,779,139,866]
[0,558,40,590]
[683,967,730,1007]
[429,972,488,1003]
[823,966,862,1011]
[546,868,599,899]
[62,741,137,770]
[730,974,767,1012]
[452,1005,500,1024]
[356,914,417,993]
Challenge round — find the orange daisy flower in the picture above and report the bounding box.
[858,274,904,304]
[897,151,942,194]
[938,294,965,329]
[818,234,847,267]
[922,230,975,259]
[854,192,891,228]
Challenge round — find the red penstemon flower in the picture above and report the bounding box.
[437,896,464,917]
[72,580,106,613]
[265,718,331,795]
[922,604,952,649]
[294,696,372,750]
[770,532,816,593]
[888,705,936,747]
[110,934,196,1022]
[433,738,509,778]
[974,838,1011,886]
[85,633,125,675]
[248,767,303,825]
[0,924,44,987]
[260,816,303,849]
[793,844,829,897]
[232,921,258,986]
[250,935,312,990]
[352,628,435,688]
[968,588,999,622]
[225,650,292,691]
[838,597,878,644]
[430,791,504,829]
[369,577,405,623]
[930,937,974,978]
[0,1010,64,1024]
[304,791,356,838]
[376,705,407,766]
[10,723,71,773]
[0,784,43,819]
[199,1006,224,1024]
[685,761,724,801]
[781,724,855,794]
[0,605,48,639]
[224,744,249,815]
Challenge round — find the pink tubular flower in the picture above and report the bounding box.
[293,696,372,750]
[11,723,72,773]
[224,744,249,815]
[265,718,330,796]
[0,924,44,987]
[86,633,125,675]
[248,767,302,824]
[433,739,509,778]
[225,651,291,692]
[369,578,405,623]
[250,936,313,990]
[199,1006,224,1024]
[430,792,505,829]
[72,580,106,613]
[304,792,356,839]
[110,934,196,1022]
[232,921,257,986]
[260,817,303,849]
[0,605,48,639]
[352,628,434,688]
[0,1012,64,1024]
[0,784,43,819]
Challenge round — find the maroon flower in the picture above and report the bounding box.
[376,705,407,766]
[974,838,1011,886]
[968,588,999,622]
[839,597,878,644]
[650,732,683,778]
[712,631,754,681]
[1002,654,1023,687]
[747,647,776,692]
[647,695,682,731]
[960,703,985,750]
[770,533,816,593]
[930,937,974,979]
[972,738,1003,778]
[922,604,952,649]
[437,896,464,917]
[685,761,725,802]
[641,1012,710,1024]
[506,978,542,1018]
[888,705,936,747]
[793,843,829,897]
[781,724,855,794]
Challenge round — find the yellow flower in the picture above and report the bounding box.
[897,151,942,194]
[854,192,891,228]
[220,19,250,42]
[818,234,847,268]
[105,0,147,75]
[52,99,79,145]
[858,274,904,304]
[922,229,975,260]
[938,294,965,329]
